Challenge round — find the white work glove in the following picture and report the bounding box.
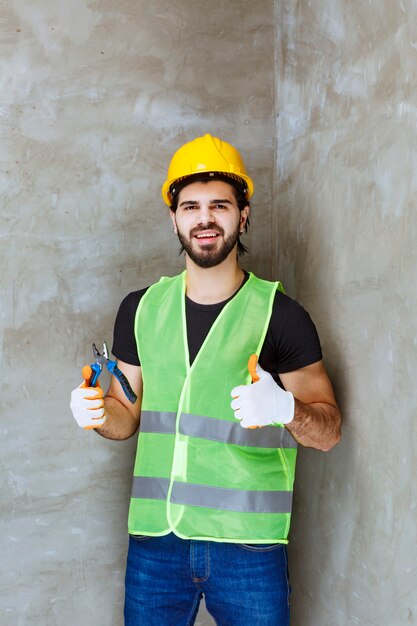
[70,383,107,430]
[231,362,294,429]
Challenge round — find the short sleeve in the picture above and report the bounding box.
[111,289,147,366]
[259,291,323,376]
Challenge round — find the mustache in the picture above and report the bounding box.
[190,223,224,237]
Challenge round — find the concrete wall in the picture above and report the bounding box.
[1,1,274,624]
[2,1,416,625]
[275,2,417,625]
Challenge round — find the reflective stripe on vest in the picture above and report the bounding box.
[140,410,298,450]
[132,476,293,514]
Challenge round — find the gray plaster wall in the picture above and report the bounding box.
[275,2,417,625]
[1,1,416,626]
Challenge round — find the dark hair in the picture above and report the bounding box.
[169,174,250,256]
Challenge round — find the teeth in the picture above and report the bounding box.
[196,233,217,238]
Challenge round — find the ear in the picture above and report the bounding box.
[170,210,178,234]
[239,205,250,232]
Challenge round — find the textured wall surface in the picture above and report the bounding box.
[0,1,274,624]
[275,2,417,625]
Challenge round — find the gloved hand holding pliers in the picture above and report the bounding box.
[70,342,137,430]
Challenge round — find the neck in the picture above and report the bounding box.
[185,252,245,304]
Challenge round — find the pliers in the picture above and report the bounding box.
[82,342,137,404]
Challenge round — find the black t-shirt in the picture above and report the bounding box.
[112,274,323,387]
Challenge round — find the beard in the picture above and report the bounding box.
[177,222,240,268]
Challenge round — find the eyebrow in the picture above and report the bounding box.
[179,198,233,207]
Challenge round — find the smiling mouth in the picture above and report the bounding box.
[195,233,219,240]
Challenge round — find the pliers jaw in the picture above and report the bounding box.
[90,342,108,386]
[92,342,108,365]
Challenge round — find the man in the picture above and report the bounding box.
[70,134,341,625]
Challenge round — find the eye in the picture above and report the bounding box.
[212,203,227,210]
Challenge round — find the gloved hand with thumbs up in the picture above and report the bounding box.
[230,355,295,429]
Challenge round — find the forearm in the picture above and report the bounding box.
[286,398,341,451]
[95,395,140,441]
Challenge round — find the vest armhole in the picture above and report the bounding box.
[254,281,282,358]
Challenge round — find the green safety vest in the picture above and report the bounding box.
[128,271,298,544]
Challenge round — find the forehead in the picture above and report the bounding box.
[178,180,237,203]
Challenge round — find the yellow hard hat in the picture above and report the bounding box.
[161,134,254,206]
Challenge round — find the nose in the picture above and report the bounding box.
[197,203,214,225]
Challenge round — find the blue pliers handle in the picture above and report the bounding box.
[88,342,137,404]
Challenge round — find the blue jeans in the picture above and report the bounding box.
[124,533,291,625]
